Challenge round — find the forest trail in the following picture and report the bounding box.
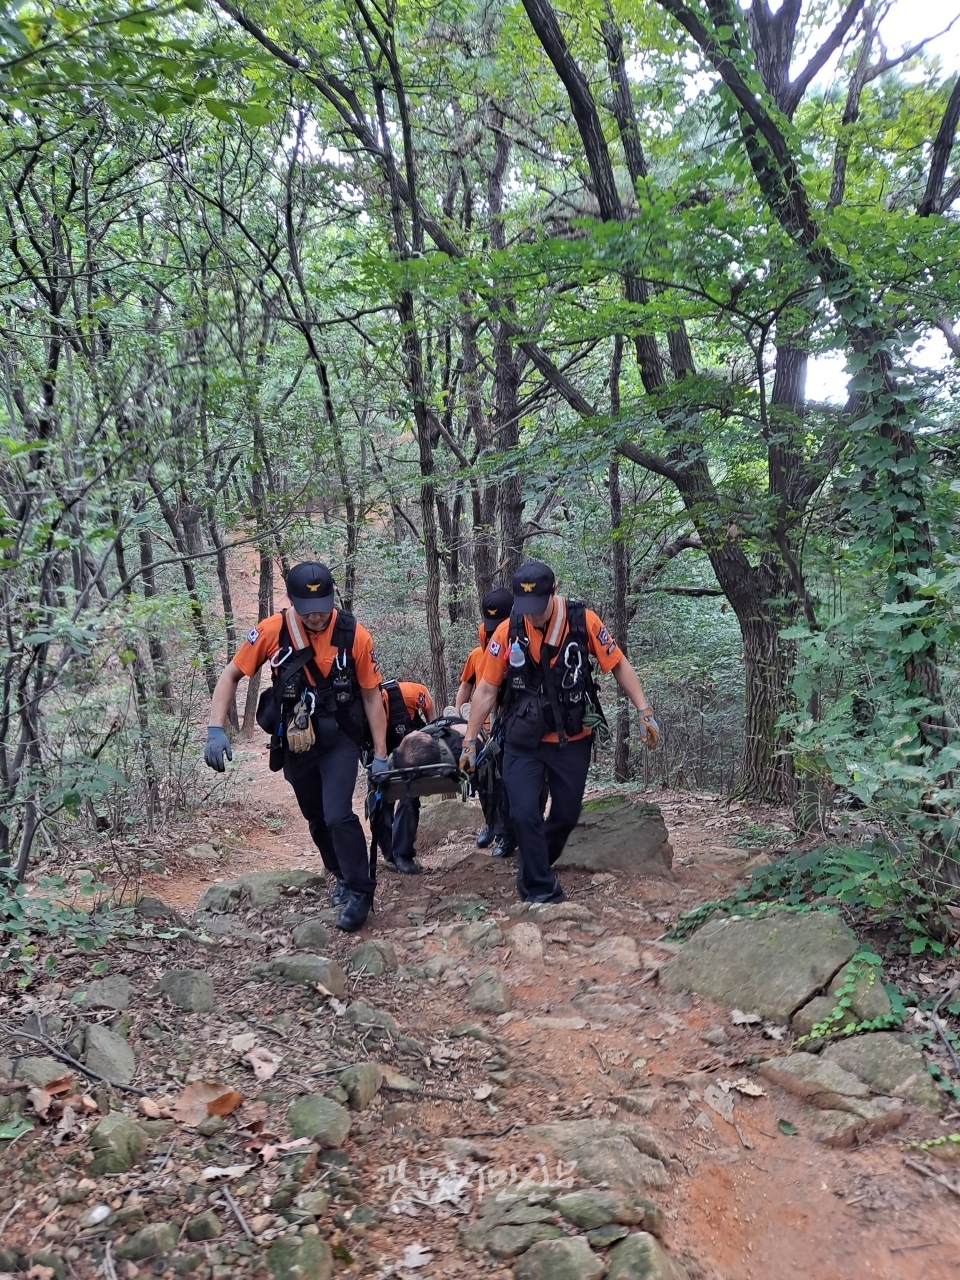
[7,775,956,1280]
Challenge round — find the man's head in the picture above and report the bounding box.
[511,560,556,627]
[481,586,513,636]
[286,562,336,631]
[392,730,443,769]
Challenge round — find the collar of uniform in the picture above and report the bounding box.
[288,607,336,651]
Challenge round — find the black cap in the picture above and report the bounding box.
[286,562,335,615]
[511,561,556,615]
[481,587,514,633]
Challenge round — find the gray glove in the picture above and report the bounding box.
[370,755,389,777]
[204,725,233,772]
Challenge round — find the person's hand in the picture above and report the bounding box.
[370,755,389,777]
[204,726,233,772]
[637,709,660,750]
[459,738,478,773]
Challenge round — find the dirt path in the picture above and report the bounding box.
[98,785,960,1280]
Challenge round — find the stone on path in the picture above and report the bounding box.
[339,1062,383,1110]
[555,797,674,878]
[586,936,641,974]
[823,1033,941,1110]
[828,961,893,1022]
[513,1236,605,1280]
[507,922,544,962]
[525,1119,671,1192]
[347,940,398,974]
[14,1056,69,1088]
[114,1223,178,1262]
[802,1098,904,1147]
[255,955,347,997]
[791,996,843,1038]
[661,909,857,1022]
[197,869,324,913]
[88,1114,148,1175]
[758,1053,870,1110]
[467,968,511,1014]
[186,1210,223,1241]
[485,1223,563,1258]
[607,1232,689,1280]
[156,969,214,1013]
[343,1000,399,1035]
[455,919,504,950]
[415,799,482,851]
[185,841,220,862]
[553,1190,664,1235]
[292,919,330,950]
[83,974,130,1011]
[266,1235,333,1280]
[527,901,594,924]
[287,1095,351,1146]
[84,1024,136,1084]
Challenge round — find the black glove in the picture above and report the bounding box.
[204,725,233,772]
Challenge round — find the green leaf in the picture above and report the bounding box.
[235,103,275,126]
[204,98,234,122]
[0,1114,34,1141]
[778,1119,798,1136]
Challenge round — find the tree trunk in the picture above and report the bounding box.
[608,338,631,782]
[242,549,274,738]
[734,574,797,804]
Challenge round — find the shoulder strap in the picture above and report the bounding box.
[383,679,412,732]
[565,600,587,644]
[271,610,317,686]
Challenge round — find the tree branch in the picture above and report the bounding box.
[919,75,960,216]
[784,0,867,117]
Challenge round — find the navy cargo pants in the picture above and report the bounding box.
[501,735,592,902]
[283,732,373,896]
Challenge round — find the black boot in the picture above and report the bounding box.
[331,879,347,906]
[394,856,421,875]
[475,825,493,849]
[491,836,516,858]
[336,890,373,932]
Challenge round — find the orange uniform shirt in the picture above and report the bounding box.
[480,597,623,743]
[232,609,382,688]
[459,645,485,688]
[383,681,435,723]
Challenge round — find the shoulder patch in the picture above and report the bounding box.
[596,626,611,646]
[489,640,501,657]
[417,691,427,707]
[246,627,260,645]
[370,647,381,673]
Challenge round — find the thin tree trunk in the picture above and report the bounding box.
[608,337,631,782]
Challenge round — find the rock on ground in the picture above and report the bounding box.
[759,1052,870,1110]
[507,922,544,961]
[607,1232,689,1280]
[156,969,214,1013]
[287,1095,351,1146]
[524,1119,672,1192]
[113,1223,179,1262]
[415,798,482,851]
[339,1062,383,1110]
[555,797,674,878]
[266,1235,333,1280]
[802,1098,905,1147]
[14,1056,68,1087]
[88,1113,148,1175]
[342,1000,399,1035]
[512,1236,605,1280]
[455,919,504,950]
[83,1024,136,1084]
[197,869,325,913]
[586,936,641,974]
[254,955,347,997]
[823,1033,941,1110]
[347,940,398,974]
[292,918,330,949]
[553,1190,664,1234]
[828,960,893,1022]
[661,908,857,1022]
[791,996,843,1038]
[467,968,511,1013]
[82,974,130,1011]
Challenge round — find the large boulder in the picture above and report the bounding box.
[607,1233,688,1280]
[197,869,324,913]
[523,1119,672,1192]
[661,908,857,1022]
[555,797,673,877]
[415,799,482,851]
[823,1034,941,1111]
[513,1237,605,1280]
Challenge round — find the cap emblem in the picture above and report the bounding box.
[520,581,536,593]
[307,582,320,592]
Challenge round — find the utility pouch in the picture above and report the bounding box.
[502,688,547,750]
[268,730,285,772]
[256,688,278,735]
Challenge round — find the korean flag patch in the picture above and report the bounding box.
[246,627,260,645]
[489,640,502,657]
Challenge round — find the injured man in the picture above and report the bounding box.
[374,722,466,875]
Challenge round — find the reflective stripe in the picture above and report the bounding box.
[544,595,567,649]
[287,608,308,651]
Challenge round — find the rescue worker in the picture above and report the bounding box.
[376,679,436,874]
[203,562,388,932]
[454,586,514,854]
[460,560,659,904]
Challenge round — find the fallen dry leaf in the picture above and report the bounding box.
[231,1032,258,1054]
[762,1024,785,1041]
[703,1083,736,1124]
[27,1087,52,1119]
[243,1047,281,1082]
[172,1081,244,1127]
[258,1136,313,1164]
[731,1078,765,1098]
[400,1243,434,1269]
[79,1095,99,1113]
[44,1075,75,1097]
[472,1084,493,1101]
[138,1097,161,1119]
[730,1009,762,1026]
[198,1163,252,1182]
[52,1105,79,1147]
[238,1100,270,1129]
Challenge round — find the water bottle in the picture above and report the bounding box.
[509,640,525,669]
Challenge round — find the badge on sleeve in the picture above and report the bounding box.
[417,691,427,707]
[597,626,611,646]
[246,627,260,645]
[371,647,382,673]
[489,640,501,657]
